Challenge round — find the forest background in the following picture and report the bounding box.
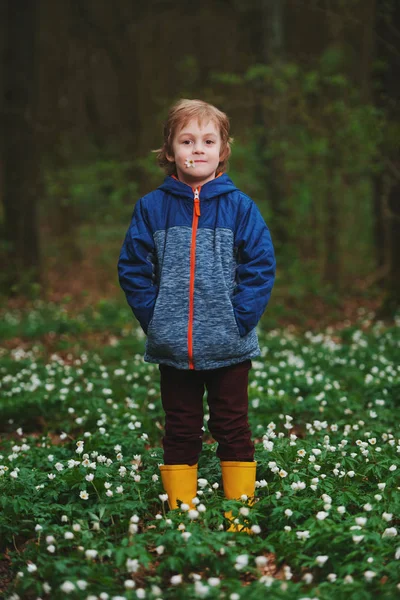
[1,0,400,328]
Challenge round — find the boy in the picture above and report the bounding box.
[118,99,276,529]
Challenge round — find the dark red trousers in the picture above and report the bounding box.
[159,359,254,465]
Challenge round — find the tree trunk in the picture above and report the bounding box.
[252,0,288,249]
[323,168,340,287]
[373,0,400,314]
[2,0,41,294]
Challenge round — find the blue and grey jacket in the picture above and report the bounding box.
[118,174,276,370]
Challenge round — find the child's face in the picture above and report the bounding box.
[168,118,223,188]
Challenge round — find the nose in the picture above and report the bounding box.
[193,141,204,154]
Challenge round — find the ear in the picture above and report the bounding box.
[166,151,175,163]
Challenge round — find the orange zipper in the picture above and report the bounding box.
[188,187,201,369]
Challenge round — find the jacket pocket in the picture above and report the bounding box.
[145,287,189,361]
[192,287,255,362]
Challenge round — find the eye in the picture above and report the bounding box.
[206,140,215,144]
[182,140,192,145]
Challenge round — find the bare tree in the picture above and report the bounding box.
[2,0,41,294]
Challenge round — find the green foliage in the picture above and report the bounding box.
[44,159,138,225]
[212,54,385,290]
[0,304,399,599]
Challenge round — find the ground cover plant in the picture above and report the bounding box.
[0,303,399,600]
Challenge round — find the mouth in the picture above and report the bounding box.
[194,160,207,163]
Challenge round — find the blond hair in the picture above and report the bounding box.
[155,98,233,176]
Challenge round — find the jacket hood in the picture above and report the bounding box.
[158,173,238,200]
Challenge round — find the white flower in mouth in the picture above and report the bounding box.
[184,158,195,168]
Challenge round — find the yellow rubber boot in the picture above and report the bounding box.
[221,461,257,533]
[159,464,198,510]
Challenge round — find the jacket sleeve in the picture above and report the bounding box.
[231,200,276,337]
[117,199,158,334]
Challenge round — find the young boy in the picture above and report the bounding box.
[118,99,276,529]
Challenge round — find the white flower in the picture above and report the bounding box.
[255,556,268,567]
[152,474,159,482]
[197,478,208,488]
[194,581,210,597]
[251,524,261,534]
[156,545,165,555]
[235,554,249,570]
[180,503,190,512]
[136,589,146,599]
[363,503,373,512]
[124,580,136,589]
[316,511,329,520]
[352,535,364,544]
[378,483,386,490]
[327,573,337,582]
[285,509,293,517]
[188,509,199,520]
[355,517,367,526]
[79,491,89,500]
[263,440,274,451]
[64,532,74,539]
[130,515,140,523]
[278,469,288,478]
[159,493,168,502]
[35,524,43,532]
[85,549,98,559]
[239,507,249,516]
[296,530,310,540]
[256,479,268,488]
[47,544,56,553]
[184,159,195,168]
[27,563,37,573]
[60,581,76,593]
[389,464,397,471]
[259,575,274,586]
[126,558,139,573]
[347,471,355,478]
[170,574,182,585]
[315,555,329,566]
[181,531,192,541]
[382,528,397,538]
[382,512,393,522]
[364,570,376,582]
[76,580,88,590]
[207,577,220,587]
[337,506,346,514]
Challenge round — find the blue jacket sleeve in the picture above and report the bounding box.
[232,200,276,337]
[117,199,158,334]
